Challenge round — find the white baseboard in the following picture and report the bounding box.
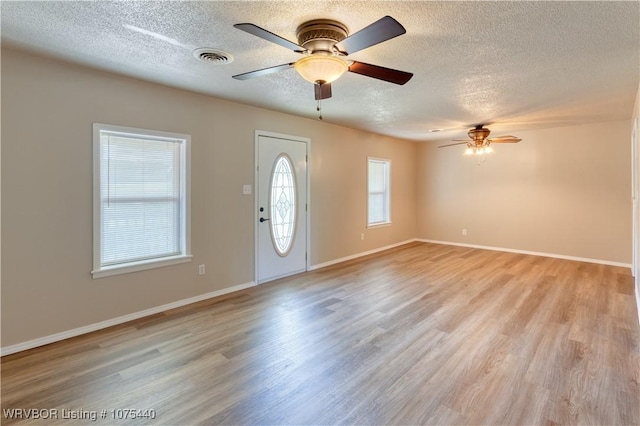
[310,239,418,271]
[1,281,256,357]
[418,239,632,269]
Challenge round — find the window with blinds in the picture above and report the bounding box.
[367,158,391,226]
[92,123,191,278]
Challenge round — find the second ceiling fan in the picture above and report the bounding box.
[232,16,413,101]
[438,125,522,156]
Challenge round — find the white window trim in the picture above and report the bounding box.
[367,157,392,228]
[92,123,192,279]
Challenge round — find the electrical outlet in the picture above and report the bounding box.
[198,264,206,275]
[462,229,467,236]
[361,233,365,240]
[242,184,252,195]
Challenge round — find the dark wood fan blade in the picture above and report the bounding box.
[488,136,522,143]
[348,61,413,85]
[314,82,332,100]
[438,142,468,148]
[234,23,304,52]
[335,16,406,55]
[232,63,294,80]
[452,139,471,142]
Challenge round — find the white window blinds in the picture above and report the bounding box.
[368,158,391,226]
[93,124,191,277]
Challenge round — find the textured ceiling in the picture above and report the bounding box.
[1,1,639,141]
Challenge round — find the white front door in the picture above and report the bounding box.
[256,132,308,283]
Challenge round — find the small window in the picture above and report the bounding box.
[368,158,391,226]
[92,123,191,278]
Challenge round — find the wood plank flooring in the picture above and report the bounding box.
[2,242,639,425]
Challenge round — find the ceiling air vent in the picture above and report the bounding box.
[193,48,234,64]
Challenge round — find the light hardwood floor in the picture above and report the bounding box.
[2,242,639,425]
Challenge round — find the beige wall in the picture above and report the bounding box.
[1,48,417,347]
[417,120,632,263]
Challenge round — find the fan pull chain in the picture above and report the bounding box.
[317,99,323,120]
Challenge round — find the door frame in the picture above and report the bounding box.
[632,117,639,325]
[254,130,311,285]
[633,118,638,278]
[632,117,640,325]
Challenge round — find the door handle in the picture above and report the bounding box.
[260,217,270,223]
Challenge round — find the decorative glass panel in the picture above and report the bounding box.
[270,154,297,256]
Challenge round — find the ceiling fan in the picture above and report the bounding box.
[438,125,522,156]
[232,16,413,104]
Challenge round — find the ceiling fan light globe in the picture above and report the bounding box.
[464,147,474,155]
[294,55,348,84]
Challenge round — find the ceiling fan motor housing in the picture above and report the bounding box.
[296,20,349,54]
[469,126,491,144]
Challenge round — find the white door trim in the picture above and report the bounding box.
[254,130,311,284]
[631,118,640,325]
[632,118,638,278]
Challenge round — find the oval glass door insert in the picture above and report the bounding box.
[270,154,297,256]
